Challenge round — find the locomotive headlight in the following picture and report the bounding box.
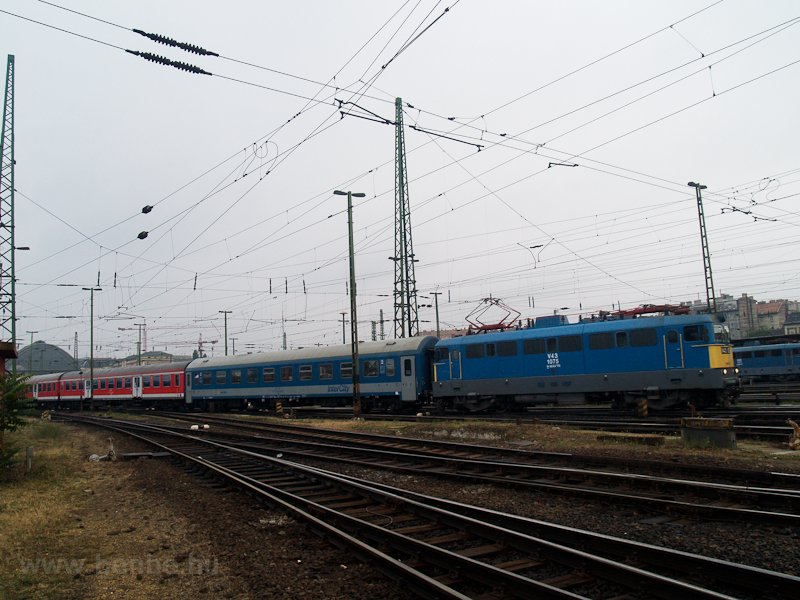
[735,367,740,375]
[722,368,728,375]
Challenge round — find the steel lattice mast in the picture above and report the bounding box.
[0,55,18,372]
[393,97,419,338]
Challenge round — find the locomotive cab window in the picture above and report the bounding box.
[666,330,679,344]
[434,347,449,361]
[498,341,517,356]
[319,364,333,379]
[547,338,558,353]
[486,343,496,357]
[683,325,708,342]
[363,360,379,377]
[466,343,485,359]
[299,365,312,381]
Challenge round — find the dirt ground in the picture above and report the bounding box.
[0,422,407,600]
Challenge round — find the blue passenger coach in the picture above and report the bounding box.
[431,314,738,411]
[185,336,437,412]
[734,343,800,383]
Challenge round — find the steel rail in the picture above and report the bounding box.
[59,415,746,599]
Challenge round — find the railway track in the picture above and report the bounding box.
[58,414,800,599]
[245,405,798,440]
[131,413,800,524]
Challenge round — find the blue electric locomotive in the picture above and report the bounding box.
[734,343,800,383]
[431,314,739,411]
[185,336,437,412]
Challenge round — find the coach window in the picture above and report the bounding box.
[497,341,517,357]
[100,379,107,390]
[363,360,379,377]
[523,339,546,354]
[403,359,412,377]
[631,328,658,347]
[667,330,679,344]
[559,335,582,352]
[319,364,333,379]
[143,376,151,388]
[201,372,212,385]
[231,370,242,384]
[174,374,181,387]
[466,343,485,359]
[124,377,131,388]
[588,333,613,350]
[616,332,628,348]
[280,366,293,382]
[263,367,275,382]
[547,338,558,353]
[247,368,258,384]
[299,365,312,381]
[216,371,227,385]
[486,343,496,357]
[683,325,708,342]
[340,362,353,378]
[386,359,395,376]
[116,378,123,388]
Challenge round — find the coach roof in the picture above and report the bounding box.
[186,336,438,370]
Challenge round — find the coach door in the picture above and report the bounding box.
[132,376,143,398]
[401,356,417,401]
[83,379,92,399]
[664,330,684,369]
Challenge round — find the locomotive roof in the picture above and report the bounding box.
[186,336,438,370]
[438,314,715,345]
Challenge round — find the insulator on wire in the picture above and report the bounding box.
[141,205,153,214]
[137,231,149,240]
[132,29,219,57]
[125,50,212,76]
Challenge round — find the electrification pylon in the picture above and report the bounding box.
[393,97,419,338]
[0,55,18,372]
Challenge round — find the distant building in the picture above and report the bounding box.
[119,350,190,366]
[784,313,800,336]
[15,341,76,375]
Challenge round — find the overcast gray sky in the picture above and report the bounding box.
[2,0,799,358]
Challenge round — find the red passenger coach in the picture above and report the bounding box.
[30,361,191,410]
